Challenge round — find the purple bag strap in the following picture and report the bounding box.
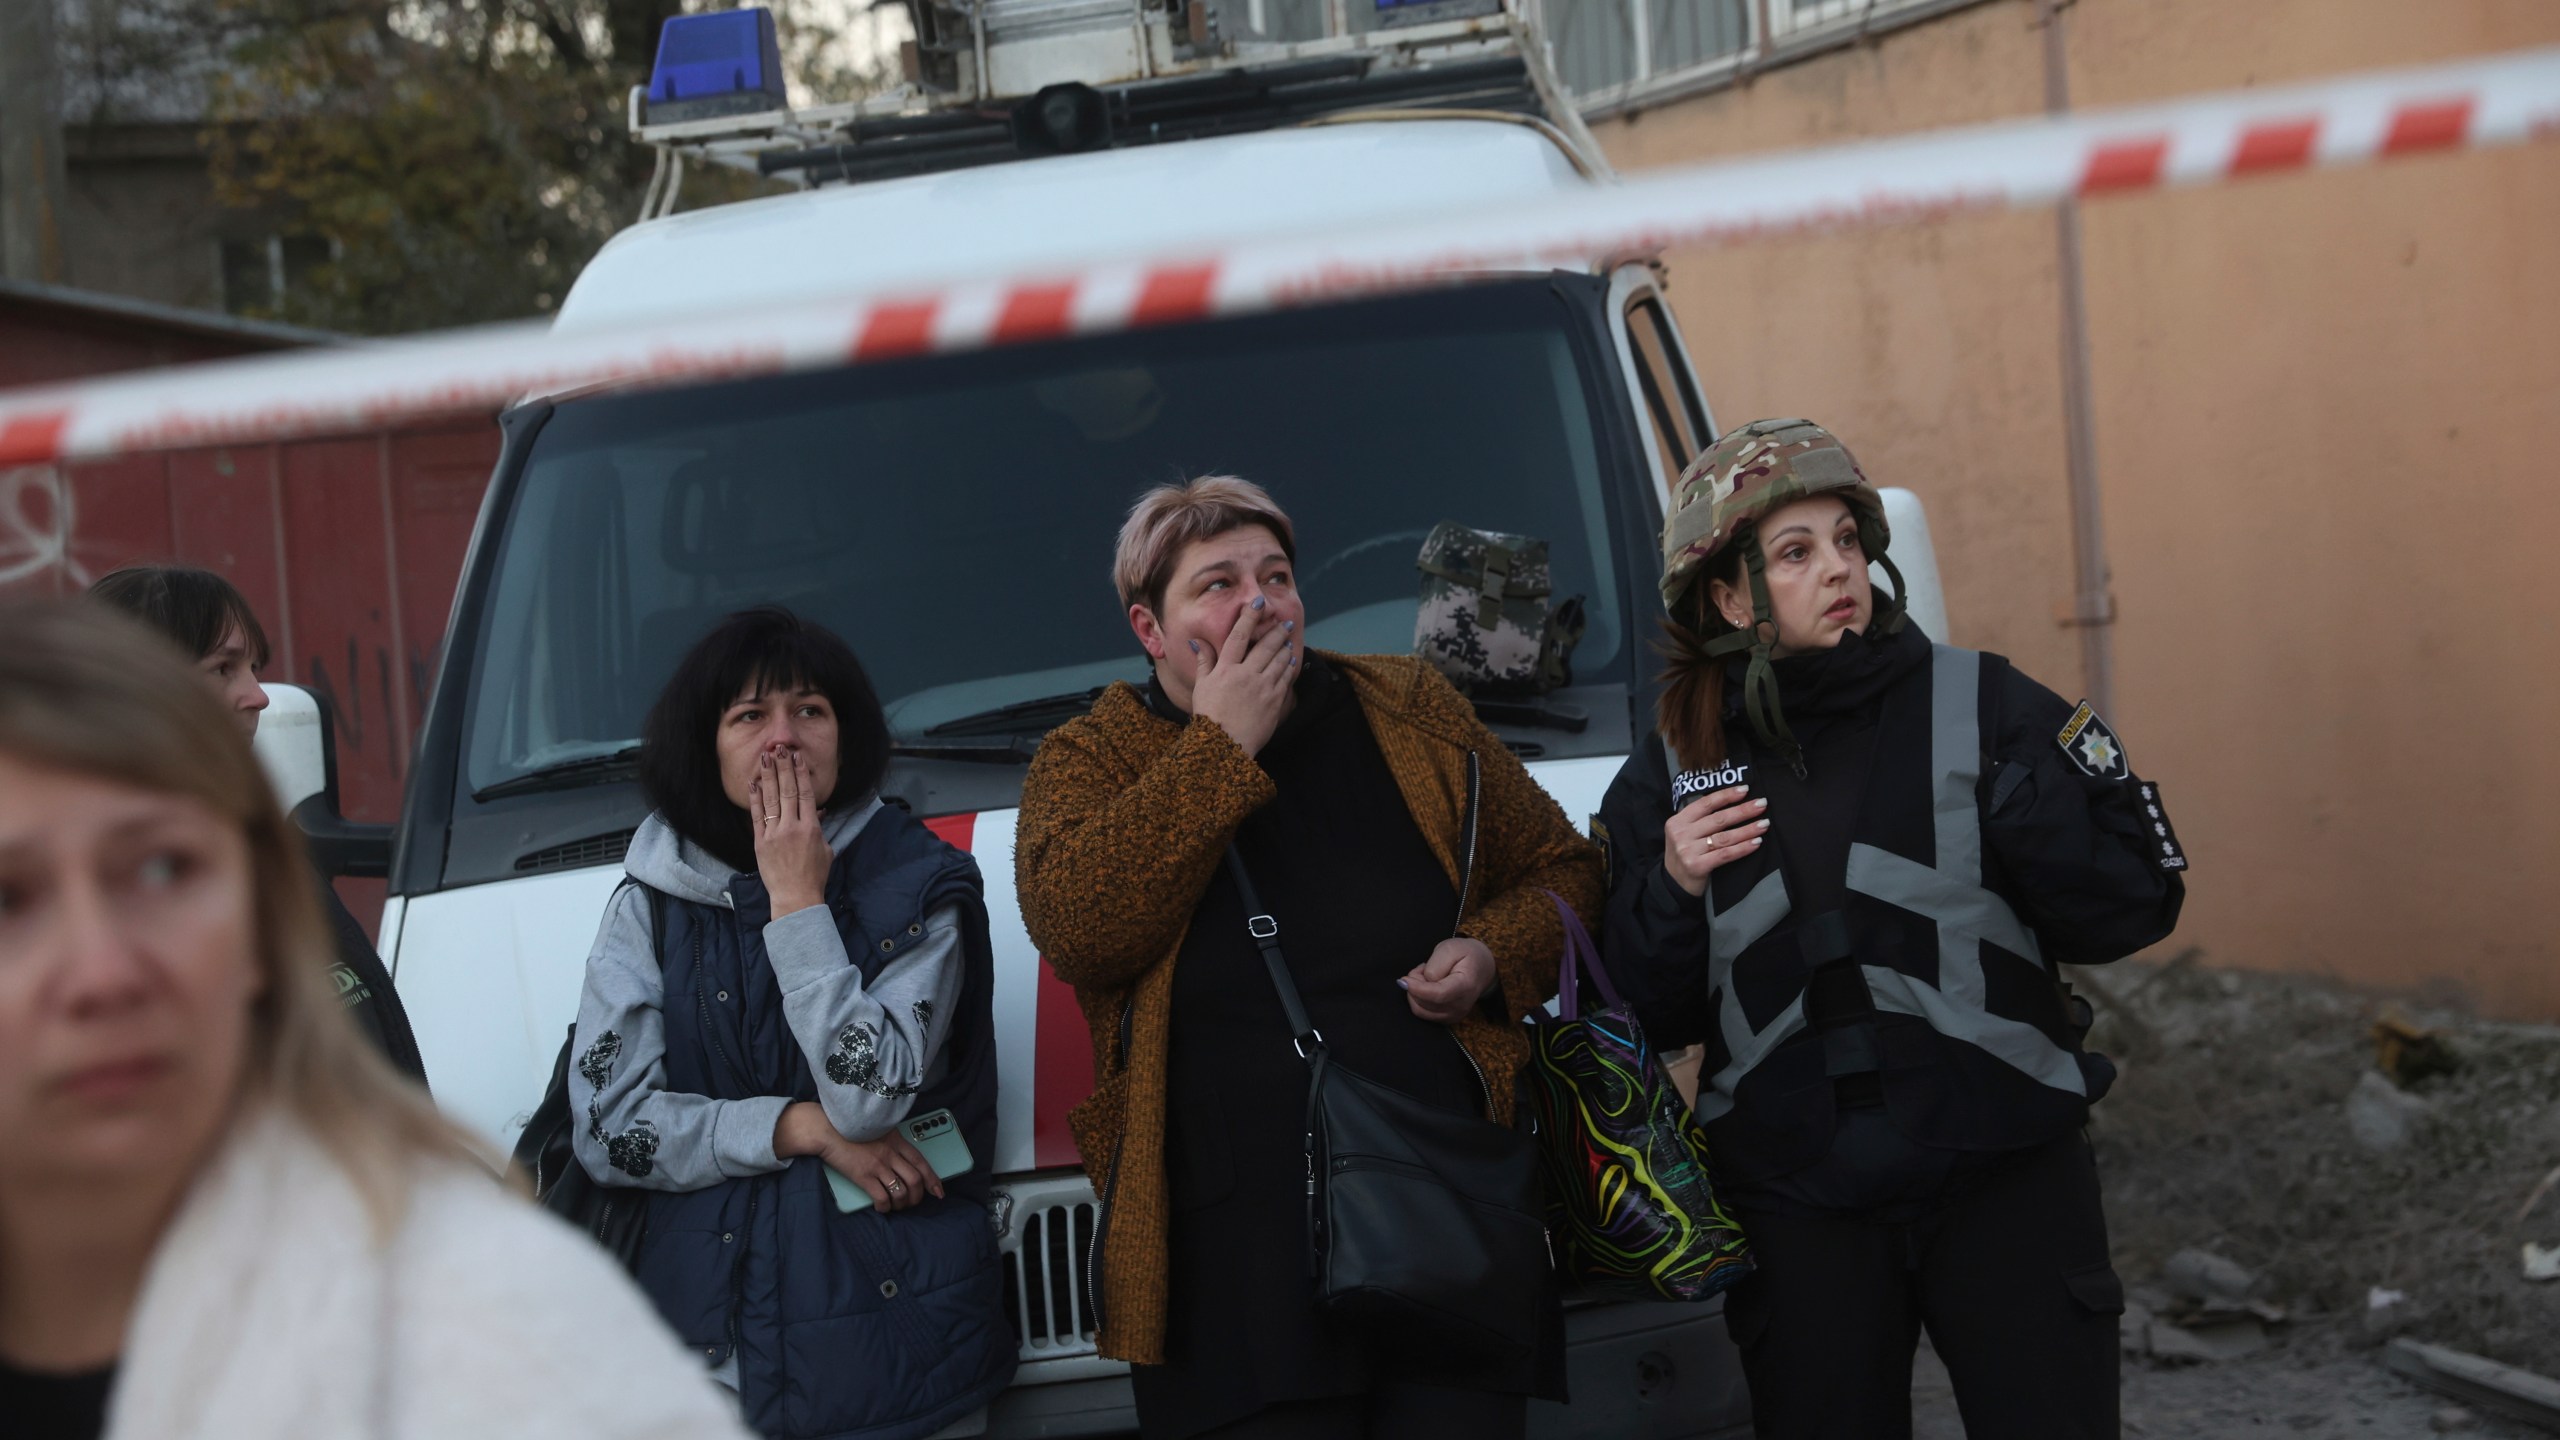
[1540,888,1620,1022]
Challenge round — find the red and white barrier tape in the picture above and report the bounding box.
[3,45,2555,466]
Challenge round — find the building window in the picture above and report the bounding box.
[1546,0,1969,110]
[1542,0,1750,107]
[218,234,333,315]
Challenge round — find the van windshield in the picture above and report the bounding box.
[462,280,1627,797]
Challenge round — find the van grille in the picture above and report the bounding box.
[514,829,635,873]
[1003,1199,1100,1356]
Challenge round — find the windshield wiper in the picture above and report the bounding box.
[473,746,642,801]
[889,738,1040,765]
[1471,698,1590,734]
[922,687,1110,739]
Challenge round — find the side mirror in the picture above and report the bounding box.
[253,683,393,879]
[1877,487,1953,645]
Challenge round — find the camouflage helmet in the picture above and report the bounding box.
[1658,418,1892,611]
[1658,418,1910,772]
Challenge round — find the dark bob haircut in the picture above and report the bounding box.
[88,564,273,668]
[640,606,891,874]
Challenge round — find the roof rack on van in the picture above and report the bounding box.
[627,0,1604,214]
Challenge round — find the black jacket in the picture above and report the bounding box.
[1596,626,2181,1179]
[317,874,430,1088]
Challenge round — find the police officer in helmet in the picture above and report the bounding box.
[1595,420,2187,1437]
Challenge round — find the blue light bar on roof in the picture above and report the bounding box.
[646,8,786,124]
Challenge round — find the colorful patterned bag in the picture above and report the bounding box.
[1524,892,1753,1302]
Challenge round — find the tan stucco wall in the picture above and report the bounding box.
[1597,0,2560,1017]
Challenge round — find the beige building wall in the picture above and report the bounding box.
[1596,0,2560,1017]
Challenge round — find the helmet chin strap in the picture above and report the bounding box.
[1863,513,1911,637]
[1701,539,1802,775]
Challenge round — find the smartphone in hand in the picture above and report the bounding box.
[825,1108,974,1213]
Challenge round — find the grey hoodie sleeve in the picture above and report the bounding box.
[570,883,792,1191]
[762,899,968,1143]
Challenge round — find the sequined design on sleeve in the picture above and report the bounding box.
[912,998,934,1035]
[578,1032,622,1142]
[825,1021,918,1098]
[577,1029,660,1178]
[605,1123,661,1178]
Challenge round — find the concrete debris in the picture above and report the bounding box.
[2431,1404,2480,1432]
[2147,1316,2269,1363]
[2375,1007,2462,1086]
[2123,1252,2289,1362]
[2345,1068,2435,1152]
[2120,1298,2154,1355]
[2522,1163,2560,1226]
[2525,1243,2560,1284]
[2163,1248,2260,1304]
[2385,1338,2560,1434]
[2092,957,2560,1381]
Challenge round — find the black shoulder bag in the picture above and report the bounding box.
[510,883,659,1268]
[1224,845,1553,1369]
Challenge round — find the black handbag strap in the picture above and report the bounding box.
[1225,845,1325,1061]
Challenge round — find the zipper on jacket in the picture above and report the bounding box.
[1083,997,1133,1337]
[1448,749,1493,1118]
[1452,1031,1494,1119]
[1450,749,1483,932]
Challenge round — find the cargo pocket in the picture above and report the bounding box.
[2064,1261,2125,1317]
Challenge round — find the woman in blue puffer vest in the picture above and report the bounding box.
[569,606,1014,1440]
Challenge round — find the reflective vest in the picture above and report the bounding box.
[1688,644,2103,1180]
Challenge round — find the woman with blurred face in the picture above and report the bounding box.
[0,602,747,1440]
[1595,420,2190,1438]
[87,564,427,1088]
[1015,476,1604,1440]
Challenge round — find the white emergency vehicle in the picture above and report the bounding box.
[259,3,1952,1432]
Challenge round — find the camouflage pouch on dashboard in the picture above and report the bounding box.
[1414,522,1587,697]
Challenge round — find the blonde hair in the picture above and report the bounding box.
[0,601,485,1236]
[1112,474,1297,614]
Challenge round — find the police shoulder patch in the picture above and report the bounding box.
[1589,815,1615,885]
[2056,700,2129,780]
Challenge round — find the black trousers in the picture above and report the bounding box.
[1721,1132,2122,1440]
[1188,1384,1527,1440]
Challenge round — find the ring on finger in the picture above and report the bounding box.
[885,1178,905,1193]
[1705,833,1720,850]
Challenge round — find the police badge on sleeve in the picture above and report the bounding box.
[2055,701,2129,780]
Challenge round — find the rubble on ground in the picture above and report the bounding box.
[2077,954,2560,1380]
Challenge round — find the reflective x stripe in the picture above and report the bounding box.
[1697,645,2086,1113]
[1691,995,1803,1123]
[1694,870,1796,1123]
[1706,870,1790,1001]
[1862,968,2086,1097]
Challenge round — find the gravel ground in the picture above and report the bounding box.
[2081,955,2560,1376]
[1913,1335,2545,1438]
[1888,952,2560,1438]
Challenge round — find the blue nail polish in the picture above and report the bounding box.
[1251,595,1265,610]
[1283,619,1295,631]
[1188,639,1200,653]
[1396,978,1411,990]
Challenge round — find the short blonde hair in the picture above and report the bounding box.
[1113,475,1297,614]
[0,602,485,1236]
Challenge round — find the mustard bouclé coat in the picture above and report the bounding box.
[1013,651,1605,1364]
